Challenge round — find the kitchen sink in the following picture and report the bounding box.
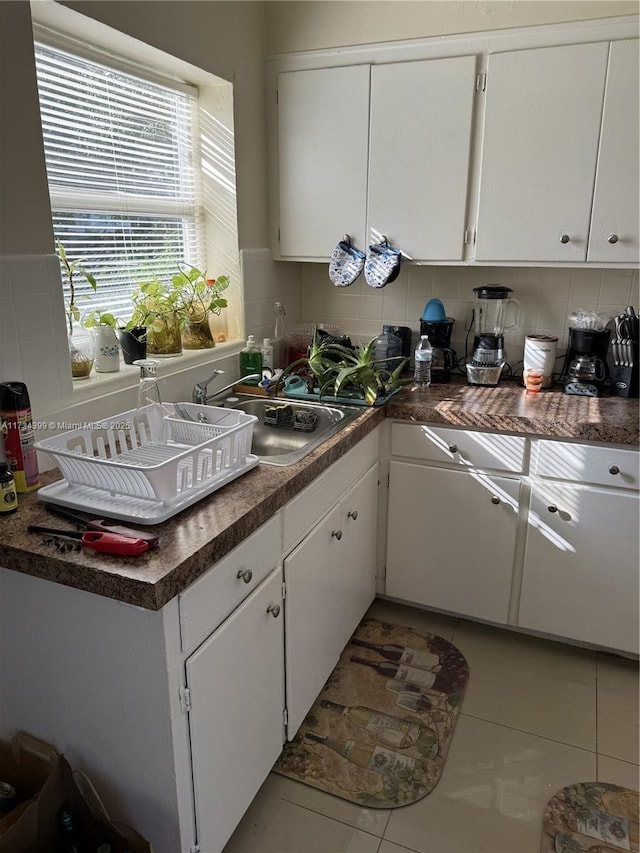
[216,394,362,466]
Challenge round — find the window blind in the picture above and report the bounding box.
[34,41,202,323]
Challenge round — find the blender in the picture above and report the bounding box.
[466,285,520,386]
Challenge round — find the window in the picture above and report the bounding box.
[34,40,203,322]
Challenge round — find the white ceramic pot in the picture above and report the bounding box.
[93,326,121,373]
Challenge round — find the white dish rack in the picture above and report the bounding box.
[35,404,259,524]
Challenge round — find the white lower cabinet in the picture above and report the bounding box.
[185,566,285,853]
[386,460,521,624]
[518,441,640,654]
[284,462,379,736]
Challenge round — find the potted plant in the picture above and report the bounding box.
[129,274,186,358]
[274,331,411,405]
[172,264,229,350]
[83,309,121,373]
[57,242,97,379]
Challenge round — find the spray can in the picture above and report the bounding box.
[0,382,41,492]
[0,463,18,514]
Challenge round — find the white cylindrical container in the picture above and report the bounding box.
[93,326,121,373]
[523,335,558,389]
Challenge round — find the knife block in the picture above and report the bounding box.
[610,342,639,397]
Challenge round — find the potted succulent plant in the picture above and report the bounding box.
[57,242,97,379]
[172,264,229,350]
[274,331,411,405]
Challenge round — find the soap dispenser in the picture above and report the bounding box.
[239,335,263,378]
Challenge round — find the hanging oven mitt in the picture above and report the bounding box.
[328,236,365,287]
[364,239,402,289]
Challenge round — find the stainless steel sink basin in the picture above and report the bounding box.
[216,394,362,466]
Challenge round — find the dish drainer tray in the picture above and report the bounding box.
[35,403,259,523]
[37,455,259,524]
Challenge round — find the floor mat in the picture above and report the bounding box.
[541,782,639,852]
[274,617,469,808]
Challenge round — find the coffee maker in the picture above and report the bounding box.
[420,299,456,383]
[466,286,520,386]
[562,328,611,397]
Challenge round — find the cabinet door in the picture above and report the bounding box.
[475,41,609,262]
[386,461,521,624]
[368,55,476,261]
[519,483,639,654]
[339,463,378,634]
[284,504,347,736]
[588,39,640,264]
[277,65,370,258]
[186,567,284,853]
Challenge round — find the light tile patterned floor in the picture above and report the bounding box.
[224,599,639,853]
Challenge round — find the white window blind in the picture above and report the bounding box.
[34,41,202,322]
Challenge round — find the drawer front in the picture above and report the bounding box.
[282,427,380,555]
[533,440,639,490]
[390,422,527,473]
[179,514,281,653]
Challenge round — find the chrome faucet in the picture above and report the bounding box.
[192,371,266,405]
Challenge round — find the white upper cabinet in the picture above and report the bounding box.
[367,56,476,261]
[474,41,609,263]
[277,65,370,258]
[588,39,640,264]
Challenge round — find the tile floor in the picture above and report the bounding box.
[224,598,639,853]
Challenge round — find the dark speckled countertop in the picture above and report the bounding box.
[0,379,637,610]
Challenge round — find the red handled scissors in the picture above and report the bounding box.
[28,525,150,556]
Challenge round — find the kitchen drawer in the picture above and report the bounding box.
[179,514,281,653]
[390,422,527,473]
[282,428,379,555]
[533,439,639,490]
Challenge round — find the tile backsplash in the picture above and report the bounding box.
[299,262,640,366]
[0,254,73,412]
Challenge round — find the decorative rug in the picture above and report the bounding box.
[541,782,639,852]
[274,617,469,808]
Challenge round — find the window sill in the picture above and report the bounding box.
[63,340,243,407]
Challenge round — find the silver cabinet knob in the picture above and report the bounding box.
[608,234,619,244]
[331,529,342,541]
[266,603,281,618]
[491,496,500,505]
[347,510,358,521]
[560,234,570,244]
[609,465,620,475]
[237,568,253,584]
[548,505,558,513]
[448,444,458,454]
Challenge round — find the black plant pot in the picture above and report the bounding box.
[117,327,147,365]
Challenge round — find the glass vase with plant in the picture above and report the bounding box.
[173,264,229,350]
[128,274,186,357]
[56,242,97,379]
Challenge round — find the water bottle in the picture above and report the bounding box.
[414,335,433,386]
[375,325,402,364]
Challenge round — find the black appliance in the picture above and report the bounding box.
[420,318,456,383]
[561,328,611,397]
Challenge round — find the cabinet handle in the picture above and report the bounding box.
[237,568,253,584]
[547,505,558,513]
[266,604,281,618]
[491,496,501,505]
[608,234,619,244]
[331,530,343,541]
[448,444,458,454]
[609,465,620,475]
[347,510,358,521]
[560,234,570,244]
